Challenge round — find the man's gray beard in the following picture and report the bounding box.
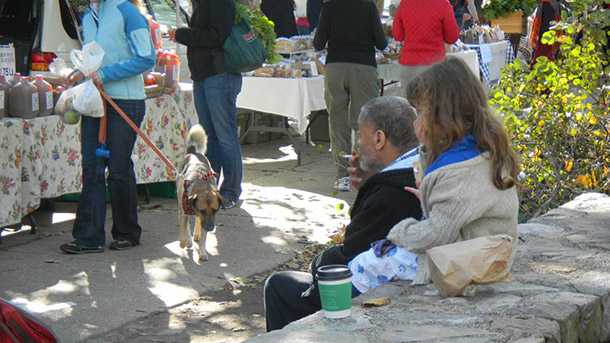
[360,155,384,174]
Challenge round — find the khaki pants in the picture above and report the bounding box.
[400,64,432,98]
[325,63,379,178]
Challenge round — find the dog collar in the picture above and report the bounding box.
[182,171,217,215]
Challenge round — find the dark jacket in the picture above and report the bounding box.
[175,0,235,81]
[313,0,387,67]
[306,0,323,29]
[261,0,298,38]
[313,168,423,269]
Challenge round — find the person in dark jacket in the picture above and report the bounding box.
[264,96,423,331]
[314,0,387,192]
[171,0,243,209]
[261,0,298,38]
[306,0,322,30]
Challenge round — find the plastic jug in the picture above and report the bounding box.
[10,73,22,86]
[163,50,180,92]
[155,50,166,74]
[34,75,54,116]
[9,77,39,119]
[0,75,10,118]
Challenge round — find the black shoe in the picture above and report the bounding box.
[221,199,238,210]
[109,239,139,251]
[60,241,104,254]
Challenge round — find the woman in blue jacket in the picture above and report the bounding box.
[60,0,156,254]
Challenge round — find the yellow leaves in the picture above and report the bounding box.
[575,113,583,122]
[569,128,578,137]
[330,224,347,244]
[576,174,594,189]
[564,160,574,173]
[576,172,599,189]
[362,297,391,308]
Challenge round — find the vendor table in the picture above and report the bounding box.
[236,76,326,135]
[377,50,480,86]
[465,40,514,88]
[0,88,198,229]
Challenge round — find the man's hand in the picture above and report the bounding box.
[168,28,177,42]
[348,152,374,190]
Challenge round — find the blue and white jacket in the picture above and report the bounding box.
[82,0,156,100]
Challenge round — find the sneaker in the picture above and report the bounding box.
[333,177,351,192]
[60,241,104,254]
[221,199,238,210]
[109,240,139,251]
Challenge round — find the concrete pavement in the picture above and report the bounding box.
[0,138,355,342]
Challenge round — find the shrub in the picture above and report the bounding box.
[481,0,537,20]
[491,0,609,220]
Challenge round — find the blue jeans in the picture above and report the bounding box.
[193,73,243,202]
[72,99,145,247]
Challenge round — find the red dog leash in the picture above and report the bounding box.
[95,84,177,178]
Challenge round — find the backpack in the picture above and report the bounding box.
[223,18,267,74]
[0,298,58,343]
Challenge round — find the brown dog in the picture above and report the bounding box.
[176,124,223,261]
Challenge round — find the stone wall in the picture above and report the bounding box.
[247,193,610,343]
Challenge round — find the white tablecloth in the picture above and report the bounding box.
[377,50,480,82]
[236,76,326,134]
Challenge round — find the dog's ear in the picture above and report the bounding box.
[216,192,225,207]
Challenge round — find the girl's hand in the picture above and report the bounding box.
[404,185,422,202]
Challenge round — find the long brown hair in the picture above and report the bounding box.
[406,57,519,190]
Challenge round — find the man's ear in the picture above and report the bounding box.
[375,130,387,151]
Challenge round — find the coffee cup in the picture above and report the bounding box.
[316,264,352,319]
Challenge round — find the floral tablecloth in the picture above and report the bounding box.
[0,88,198,228]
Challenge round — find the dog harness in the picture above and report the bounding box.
[182,169,216,216]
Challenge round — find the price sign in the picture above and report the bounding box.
[0,44,16,77]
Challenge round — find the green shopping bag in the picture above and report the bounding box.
[224,19,266,74]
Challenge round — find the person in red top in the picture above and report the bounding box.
[392,0,459,96]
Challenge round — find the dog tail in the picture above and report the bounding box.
[186,124,207,154]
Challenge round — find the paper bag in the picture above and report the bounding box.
[426,235,513,298]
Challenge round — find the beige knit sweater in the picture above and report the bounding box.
[387,153,519,284]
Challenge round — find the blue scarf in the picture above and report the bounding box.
[425,134,481,176]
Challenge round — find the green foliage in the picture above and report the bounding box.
[481,0,537,19]
[235,3,281,64]
[67,0,91,13]
[491,0,609,220]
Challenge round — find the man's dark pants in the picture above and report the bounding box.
[264,271,321,331]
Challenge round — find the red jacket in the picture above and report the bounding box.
[392,0,460,66]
